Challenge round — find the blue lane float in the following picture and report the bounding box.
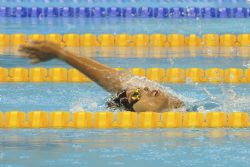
[122,7,137,17]
[185,7,200,18]
[138,7,153,17]
[28,7,42,17]
[201,7,217,18]
[91,7,106,17]
[154,7,168,18]
[12,6,28,17]
[169,7,185,18]
[107,7,122,17]
[217,8,232,18]
[0,7,249,18]
[233,7,249,18]
[60,7,74,17]
[75,7,90,17]
[0,7,11,17]
[44,7,59,17]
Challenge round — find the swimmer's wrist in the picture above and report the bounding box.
[57,46,84,61]
[57,49,71,60]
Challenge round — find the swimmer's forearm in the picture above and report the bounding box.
[57,49,126,92]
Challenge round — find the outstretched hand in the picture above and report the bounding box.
[18,41,63,64]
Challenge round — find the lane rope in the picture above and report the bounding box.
[0,7,249,18]
[0,33,249,47]
[0,111,249,128]
[0,67,250,83]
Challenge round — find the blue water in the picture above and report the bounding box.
[1,56,250,167]
[1,56,250,166]
[0,18,250,34]
[0,129,249,167]
[2,55,250,68]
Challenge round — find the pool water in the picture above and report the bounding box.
[1,57,250,166]
[1,129,250,167]
[1,18,250,34]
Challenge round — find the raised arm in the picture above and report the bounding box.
[19,41,128,92]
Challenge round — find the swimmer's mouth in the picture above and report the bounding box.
[152,90,160,97]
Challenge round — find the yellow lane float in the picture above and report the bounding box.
[0,33,248,48]
[0,111,248,128]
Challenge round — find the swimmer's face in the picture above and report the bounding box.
[126,87,184,112]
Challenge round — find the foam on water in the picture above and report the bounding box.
[183,82,250,113]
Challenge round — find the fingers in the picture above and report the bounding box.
[19,41,59,54]
[17,47,38,58]
[17,53,40,61]
[19,46,37,53]
[17,41,52,64]
[17,41,58,63]
[29,40,56,48]
[19,41,45,50]
[18,43,45,59]
[18,46,37,55]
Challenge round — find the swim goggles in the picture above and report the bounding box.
[130,88,142,104]
[107,88,142,111]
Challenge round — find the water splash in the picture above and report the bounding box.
[69,96,107,112]
[185,82,250,113]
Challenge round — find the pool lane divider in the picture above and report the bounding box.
[0,33,249,47]
[0,111,249,128]
[0,7,250,18]
[1,67,250,84]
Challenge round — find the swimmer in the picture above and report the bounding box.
[18,41,184,112]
